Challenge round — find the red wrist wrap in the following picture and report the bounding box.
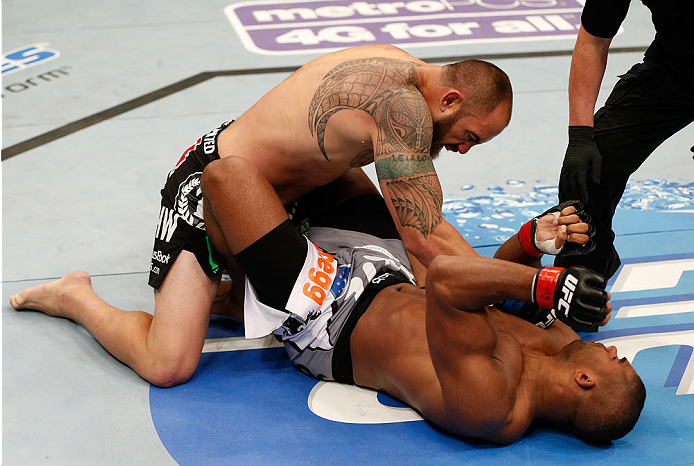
[535,267,564,309]
[518,220,543,257]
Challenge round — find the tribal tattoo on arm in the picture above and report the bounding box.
[308,57,443,238]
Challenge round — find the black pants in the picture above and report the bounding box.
[556,53,694,278]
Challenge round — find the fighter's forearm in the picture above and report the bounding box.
[427,255,536,312]
[406,220,527,286]
[400,219,478,268]
[493,233,542,268]
[377,161,477,267]
[568,25,611,126]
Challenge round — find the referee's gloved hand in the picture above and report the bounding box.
[559,126,602,204]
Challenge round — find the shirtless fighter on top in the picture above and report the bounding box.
[204,43,511,265]
[11,45,517,388]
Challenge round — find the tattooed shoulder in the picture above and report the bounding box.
[308,57,423,161]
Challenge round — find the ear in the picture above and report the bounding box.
[574,369,596,389]
[439,89,462,113]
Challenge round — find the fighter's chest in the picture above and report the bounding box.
[492,333,525,383]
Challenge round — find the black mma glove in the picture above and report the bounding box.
[532,265,608,332]
[559,126,602,204]
[497,299,557,329]
[518,200,595,257]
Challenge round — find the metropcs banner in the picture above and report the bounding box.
[225,0,588,55]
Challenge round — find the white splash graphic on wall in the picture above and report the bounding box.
[443,179,694,246]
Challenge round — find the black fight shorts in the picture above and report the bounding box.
[148,121,232,289]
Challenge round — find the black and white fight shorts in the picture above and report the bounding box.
[148,121,231,289]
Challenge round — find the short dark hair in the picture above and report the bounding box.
[439,59,513,117]
[573,372,646,444]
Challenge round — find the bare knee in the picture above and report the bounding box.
[142,338,201,388]
[145,354,200,388]
[201,156,255,193]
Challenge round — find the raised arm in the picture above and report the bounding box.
[373,87,475,266]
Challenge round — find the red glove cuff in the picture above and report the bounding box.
[534,267,564,309]
[518,220,543,257]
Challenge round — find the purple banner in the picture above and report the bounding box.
[224,0,585,54]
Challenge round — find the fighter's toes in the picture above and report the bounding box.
[9,271,92,318]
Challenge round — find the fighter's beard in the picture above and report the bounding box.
[430,111,458,159]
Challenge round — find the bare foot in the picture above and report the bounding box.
[9,271,92,319]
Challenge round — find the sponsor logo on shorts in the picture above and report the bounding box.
[330,265,350,298]
[301,246,337,306]
[224,0,592,55]
[152,250,172,265]
[371,272,392,284]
